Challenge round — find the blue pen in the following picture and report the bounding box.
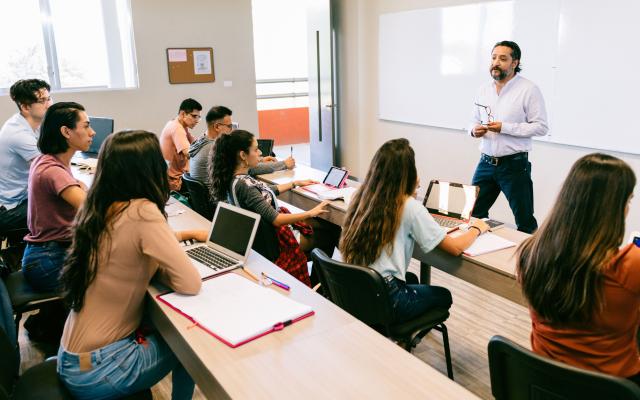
[261,272,290,291]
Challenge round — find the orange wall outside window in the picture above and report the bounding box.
[257,107,309,145]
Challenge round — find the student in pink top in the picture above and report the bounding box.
[160,98,202,192]
[22,102,95,293]
[58,130,205,399]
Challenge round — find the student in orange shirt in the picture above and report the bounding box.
[517,153,639,383]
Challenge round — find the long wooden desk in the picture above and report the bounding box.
[71,164,477,398]
[259,165,529,306]
[149,201,477,399]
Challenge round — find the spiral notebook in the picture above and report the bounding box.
[157,273,314,347]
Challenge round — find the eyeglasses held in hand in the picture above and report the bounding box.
[474,102,494,125]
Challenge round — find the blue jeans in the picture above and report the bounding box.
[22,242,69,293]
[57,332,194,400]
[471,153,538,233]
[386,277,452,323]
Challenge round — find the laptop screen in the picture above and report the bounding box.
[87,117,114,154]
[423,181,477,220]
[209,206,257,256]
[257,139,274,156]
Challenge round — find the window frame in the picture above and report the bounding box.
[0,0,138,95]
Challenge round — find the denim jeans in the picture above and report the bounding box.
[386,277,452,324]
[22,241,69,293]
[57,333,194,400]
[471,153,538,233]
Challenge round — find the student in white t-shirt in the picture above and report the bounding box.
[340,138,489,323]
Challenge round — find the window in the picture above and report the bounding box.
[0,0,138,92]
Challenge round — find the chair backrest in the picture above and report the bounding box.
[488,335,640,400]
[311,249,393,329]
[182,173,215,220]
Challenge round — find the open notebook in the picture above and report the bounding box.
[157,273,314,347]
[463,232,516,257]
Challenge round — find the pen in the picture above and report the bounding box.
[290,146,293,158]
[243,267,260,283]
[261,272,290,291]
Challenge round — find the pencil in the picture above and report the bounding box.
[243,267,260,283]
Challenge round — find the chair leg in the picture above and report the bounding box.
[434,323,454,380]
[14,311,22,340]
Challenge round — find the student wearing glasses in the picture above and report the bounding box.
[160,98,202,192]
[58,130,203,399]
[188,105,295,188]
[0,79,52,236]
[517,153,640,384]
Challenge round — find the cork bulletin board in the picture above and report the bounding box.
[166,47,215,84]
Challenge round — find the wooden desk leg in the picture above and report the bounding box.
[420,262,431,285]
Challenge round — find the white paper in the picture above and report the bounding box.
[168,49,187,62]
[193,50,212,75]
[463,232,516,257]
[160,274,312,346]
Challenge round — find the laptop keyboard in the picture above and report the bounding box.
[186,246,237,271]
[433,216,463,228]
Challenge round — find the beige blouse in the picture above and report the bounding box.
[61,199,201,353]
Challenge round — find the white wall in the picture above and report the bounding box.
[0,0,259,136]
[335,0,640,238]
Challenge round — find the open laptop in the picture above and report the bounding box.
[301,166,349,195]
[257,138,275,157]
[184,202,261,280]
[423,180,479,233]
[77,116,114,158]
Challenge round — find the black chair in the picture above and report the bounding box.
[0,325,73,400]
[182,173,215,220]
[0,228,29,274]
[311,248,453,379]
[4,270,61,341]
[488,335,640,400]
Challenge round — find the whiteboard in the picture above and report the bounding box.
[378,0,640,155]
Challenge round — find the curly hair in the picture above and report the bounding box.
[208,130,254,201]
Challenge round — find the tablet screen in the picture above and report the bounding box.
[323,167,348,187]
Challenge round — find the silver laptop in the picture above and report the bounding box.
[422,180,479,233]
[184,202,260,279]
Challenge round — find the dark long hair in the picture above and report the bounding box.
[61,130,170,311]
[340,138,418,266]
[38,102,85,154]
[208,130,254,201]
[517,153,636,324]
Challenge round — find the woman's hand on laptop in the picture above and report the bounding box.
[470,219,490,235]
[176,230,208,243]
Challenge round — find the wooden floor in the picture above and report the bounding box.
[19,258,531,400]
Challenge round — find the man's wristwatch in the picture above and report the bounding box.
[291,181,298,189]
[469,226,482,235]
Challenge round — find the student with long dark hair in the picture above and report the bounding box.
[517,153,639,382]
[57,130,204,400]
[208,130,333,285]
[340,139,489,323]
[22,102,94,292]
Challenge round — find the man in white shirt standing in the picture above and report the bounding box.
[0,79,52,236]
[470,41,548,233]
